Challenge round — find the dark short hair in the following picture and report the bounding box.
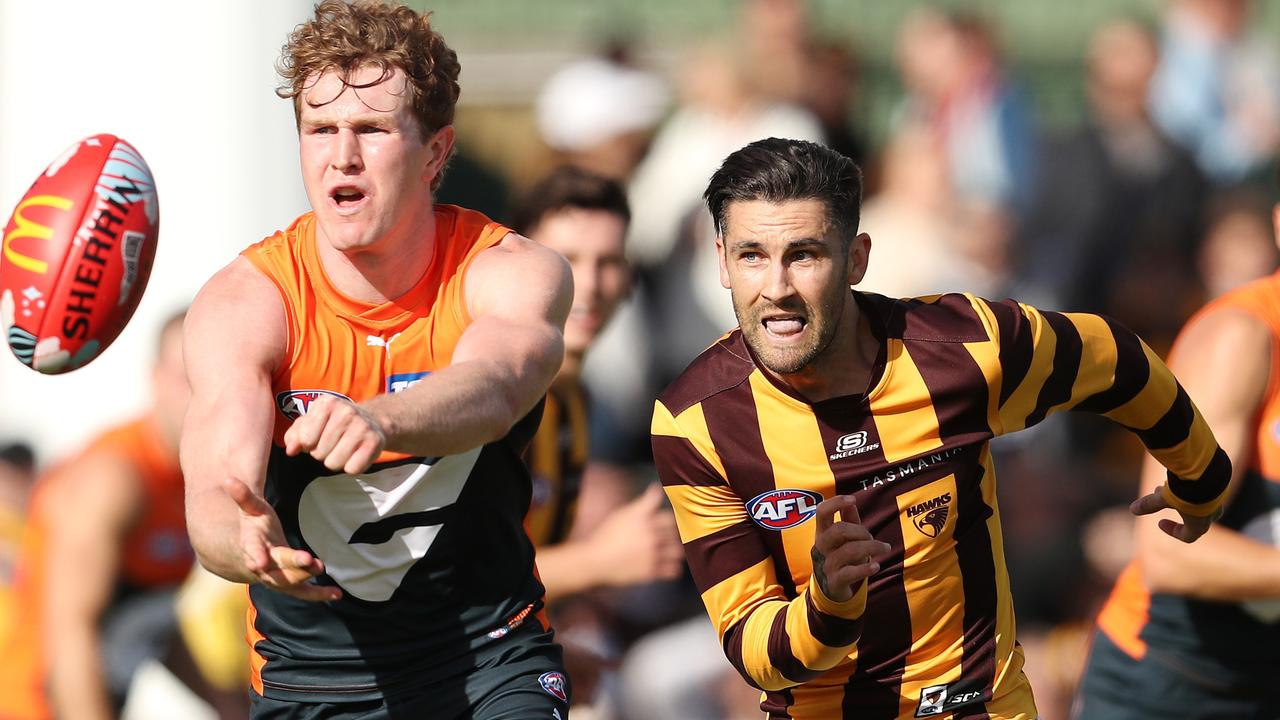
[0,440,34,473]
[704,138,863,243]
[511,165,632,236]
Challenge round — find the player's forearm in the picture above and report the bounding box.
[536,541,609,602]
[48,627,114,720]
[1141,523,1280,600]
[187,487,254,583]
[727,577,867,691]
[366,359,535,456]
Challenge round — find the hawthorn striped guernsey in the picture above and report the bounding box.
[651,291,1230,720]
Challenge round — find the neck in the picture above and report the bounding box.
[314,208,438,304]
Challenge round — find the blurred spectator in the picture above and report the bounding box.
[895,6,1037,210]
[739,0,869,169]
[513,166,685,713]
[582,41,825,465]
[859,123,1002,298]
[1151,0,1280,184]
[535,55,670,181]
[1018,17,1205,349]
[0,312,244,720]
[1197,188,1280,299]
[626,42,824,268]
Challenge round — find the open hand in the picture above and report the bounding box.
[591,484,685,587]
[225,477,342,602]
[1130,484,1222,543]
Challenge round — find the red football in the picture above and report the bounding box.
[0,134,159,374]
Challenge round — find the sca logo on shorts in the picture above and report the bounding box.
[275,389,352,420]
[538,671,568,702]
[746,489,824,530]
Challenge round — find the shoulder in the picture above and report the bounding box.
[465,232,571,310]
[186,256,288,374]
[657,330,756,416]
[1175,302,1273,366]
[864,291,992,344]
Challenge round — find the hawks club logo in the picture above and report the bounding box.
[538,671,568,702]
[275,389,352,420]
[906,493,952,538]
[746,489,824,530]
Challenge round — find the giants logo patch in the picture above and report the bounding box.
[275,389,352,420]
[906,493,952,538]
[746,489,823,530]
[538,671,568,702]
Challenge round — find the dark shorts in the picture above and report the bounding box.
[249,625,569,720]
[1072,629,1272,720]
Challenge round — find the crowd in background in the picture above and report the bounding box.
[2,0,1280,718]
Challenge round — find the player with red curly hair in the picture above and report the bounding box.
[182,2,573,717]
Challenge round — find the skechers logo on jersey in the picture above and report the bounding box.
[915,681,987,717]
[388,371,429,393]
[276,389,352,420]
[830,430,881,460]
[747,489,823,530]
[906,493,952,538]
[538,671,568,702]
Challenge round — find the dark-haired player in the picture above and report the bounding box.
[651,137,1231,719]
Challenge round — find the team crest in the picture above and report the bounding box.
[275,389,352,420]
[906,493,952,538]
[538,671,568,702]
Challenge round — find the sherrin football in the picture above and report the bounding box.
[0,134,158,374]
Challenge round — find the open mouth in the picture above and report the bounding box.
[331,187,366,208]
[762,315,806,338]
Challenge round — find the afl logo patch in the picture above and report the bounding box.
[276,389,352,420]
[747,489,823,530]
[538,671,568,702]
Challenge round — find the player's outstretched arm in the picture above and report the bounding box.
[976,297,1231,533]
[1132,308,1280,599]
[182,258,338,602]
[311,234,572,466]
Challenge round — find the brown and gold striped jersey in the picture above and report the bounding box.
[651,291,1230,720]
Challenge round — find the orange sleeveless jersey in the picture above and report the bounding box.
[239,205,550,702]
[1096,272,1280,677]
[0,417,190,720]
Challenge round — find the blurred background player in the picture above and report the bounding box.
[0,311,244,720]
[513,166,685,710]
[1072,166,1280,719]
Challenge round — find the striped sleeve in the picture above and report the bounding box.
[972,298,1230,517]
[652,399,865,691]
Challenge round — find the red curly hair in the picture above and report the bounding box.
[277,0,461,138]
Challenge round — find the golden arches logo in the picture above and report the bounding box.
[4,194,74,275]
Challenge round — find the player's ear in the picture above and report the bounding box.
[717,236,732,290]
[848,233,871,286]
[422,125,456,184]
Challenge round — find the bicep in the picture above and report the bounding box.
[181,258,286,497]
[453,236,572,409]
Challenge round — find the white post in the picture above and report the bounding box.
[0,0,313,459]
